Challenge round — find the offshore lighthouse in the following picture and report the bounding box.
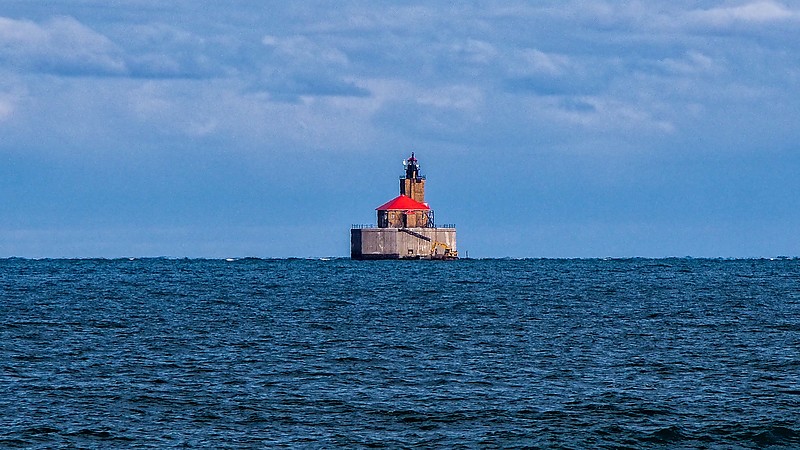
[351,153,457,260]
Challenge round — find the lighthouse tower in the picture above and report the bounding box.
[351,153,457,260]
[400,152,425,203]
[376,153,433,229]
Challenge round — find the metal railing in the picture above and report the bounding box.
[352,223,455,229]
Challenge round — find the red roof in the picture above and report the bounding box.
[376,195,430,211]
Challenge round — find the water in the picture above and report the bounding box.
[2,258,799,448]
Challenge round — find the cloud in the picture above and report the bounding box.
[449,39,497,65]
[0,16,233,79]
[0,97,13,121]
[416,85,484,112]
[502,48,607,96]
[255,71,370,101]
[0,75,27,123]
[508,49,571,77]
[690,1,799,26]
[262,34,349,66]
[658,51,721,76]
[256,34,370,100]
[1,2,797,156]
[369,80,488,141]
[0,16,126,76]
[121,22,227,79]
[544,96,676,134]
[302,4,445,34]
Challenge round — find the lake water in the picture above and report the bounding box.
[2,258,799,448]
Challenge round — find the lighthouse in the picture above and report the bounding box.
[400,152,425,202]
[351,153,457,260]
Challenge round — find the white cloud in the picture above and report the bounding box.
[257,34,369,99]
[0,16,229,79]
[510,49,572,77]
[0,16,126,75]
[304,5,442,34]
[362,78,483,117]
[0,77,26,123]
[119,22,223,78]
[1,2,797,160]
[450,39,497,65]
[262,34,349,66]
[416,85,484,112]
[128,82,174,120]
[689,1,800,27]
[0,97,13,121]
[659,51,721,75]
[537,95,675,134]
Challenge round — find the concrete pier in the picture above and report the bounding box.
[351,227,457,260]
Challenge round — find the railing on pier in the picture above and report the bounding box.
[352,223,455,229]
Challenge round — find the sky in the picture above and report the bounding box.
[1,1,799,258]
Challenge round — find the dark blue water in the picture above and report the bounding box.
[2,258,800,448]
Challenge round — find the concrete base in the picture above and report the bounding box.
[351,228,457,260]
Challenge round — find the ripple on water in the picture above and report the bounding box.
[2,258,800,448]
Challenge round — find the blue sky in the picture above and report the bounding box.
[1,1,799,258]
